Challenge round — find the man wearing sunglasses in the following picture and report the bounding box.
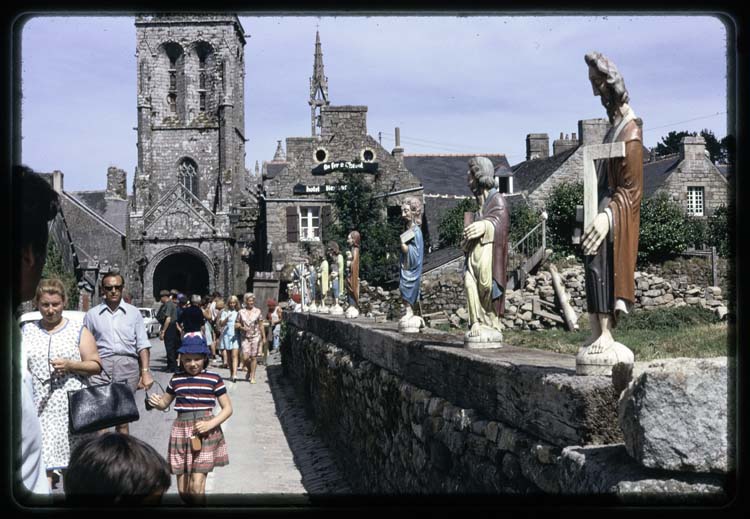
[84,270,154,434]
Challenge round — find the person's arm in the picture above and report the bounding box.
[160,315,171,341]
[50,327,101,376]
[194,392,232,434]
[148,390,175,411]
[137,347,154,390]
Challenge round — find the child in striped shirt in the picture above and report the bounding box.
[147,335,232,505]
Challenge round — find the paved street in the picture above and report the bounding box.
[55,336,350,505]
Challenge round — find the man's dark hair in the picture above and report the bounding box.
[64,433,170,505]
[101,272,125,287]
[15,165,60,257]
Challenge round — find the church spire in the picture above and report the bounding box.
[309,30,330,137]
[273,140,286,162]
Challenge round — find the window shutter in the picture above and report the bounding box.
[321,205,331,241]
[286,206,299,243]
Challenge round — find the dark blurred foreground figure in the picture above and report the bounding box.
[13,165,61,501]
[64,433,171,505]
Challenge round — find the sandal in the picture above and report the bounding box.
[250,378,256,384]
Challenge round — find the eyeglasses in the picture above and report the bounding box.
[103,285,123,292]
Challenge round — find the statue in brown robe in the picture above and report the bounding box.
[579,51,642,365]
[462,156,509,344]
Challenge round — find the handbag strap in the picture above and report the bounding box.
[91,359,113,383]
[145,379,171,413]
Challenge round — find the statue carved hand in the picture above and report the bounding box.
[463,222,485,241]
[582,212,609,255]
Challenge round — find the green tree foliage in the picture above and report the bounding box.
[637,193,690,264]
[707,204,732,257]
[699,129,722,163]
[509,203,541,246]
[683,216,707,250]
[326,171,401,285]
[437,197,478,249]
[41,240,79,309]
[655,130,692,157]
[545,181,583,258]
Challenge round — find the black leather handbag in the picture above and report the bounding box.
[67,361,139,434]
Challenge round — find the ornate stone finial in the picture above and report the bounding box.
[254,160,260,176]
[273,140,286,162]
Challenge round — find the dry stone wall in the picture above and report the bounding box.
[281,313,728,502]
[357,263,729,330]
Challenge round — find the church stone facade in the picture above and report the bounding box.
[127,14,258,306]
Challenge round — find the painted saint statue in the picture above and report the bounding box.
[462,156,509,347]
[576,51,642,375]
[398,196,425,333]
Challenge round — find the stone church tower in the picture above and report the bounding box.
[127,14,258,305]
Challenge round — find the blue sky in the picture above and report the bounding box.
[20,14,729,192]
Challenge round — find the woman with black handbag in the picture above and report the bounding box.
[21,278,101,489]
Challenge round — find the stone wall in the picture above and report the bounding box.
[282,313,727,502]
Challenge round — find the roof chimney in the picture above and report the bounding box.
[51,170,64,193]
[106,167,127,200]
[392,127,404,164]
[679,135,706,162]
[578,118,611,146]
[526,133,549,161]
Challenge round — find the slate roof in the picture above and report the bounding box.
[67,190,129,234]
[403,154,511,196]
[511,146,579,193]
[422,246,464,274]
[642,156,680,197]
[716,165,730,179]
[264,162,287,179]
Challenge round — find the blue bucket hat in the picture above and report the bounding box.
[178,335,209,355]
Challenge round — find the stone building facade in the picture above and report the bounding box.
[261,33,423,278]
[643,136,729,218]
[127,14,258,306]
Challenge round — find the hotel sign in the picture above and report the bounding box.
[311,161,378,175]
[293,183,348,195]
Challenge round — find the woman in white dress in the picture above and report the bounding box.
[21,278,101,489]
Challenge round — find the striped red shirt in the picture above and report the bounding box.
[166,370,226,412]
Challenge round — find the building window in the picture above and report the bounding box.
[178,159,199,199]
[199,92,206,112]
[299,206,321,241]
[167,93,177,113]
[687,186,704,216]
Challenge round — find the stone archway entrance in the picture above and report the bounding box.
[152,252,210,300]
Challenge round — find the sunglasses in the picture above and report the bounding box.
[103,285,123,292]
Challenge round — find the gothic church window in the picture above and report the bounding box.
[162,42,184,120]
[195,42,213,115]
[178,158,199,199]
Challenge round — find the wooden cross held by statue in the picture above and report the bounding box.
[573,142,626,252]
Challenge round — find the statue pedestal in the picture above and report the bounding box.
[329,303,344,316]
[576,341,634,376]
[398,315,424,334]
[463,325,504,349]
[345,306,359,319]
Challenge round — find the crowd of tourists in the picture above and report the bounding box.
[13,165,284,507]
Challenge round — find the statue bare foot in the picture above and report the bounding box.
[586,331,614,355]
[468,322,482,337]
